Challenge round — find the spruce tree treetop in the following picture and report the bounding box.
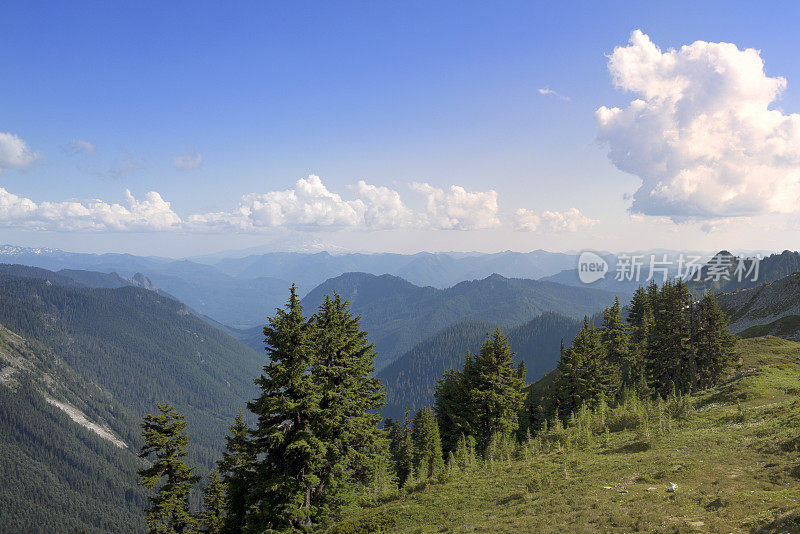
[310,292,387,521]
[200,467,226,534]
[138,403,199,534]
[246,285,326,530]
[411,407,444,480]
[469,329,525,451]
[218,411,253,534]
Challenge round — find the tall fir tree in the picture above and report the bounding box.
[434,365,472,455]
[468,329,525,452]
[627,286,651,331]
[516,359,527,383]
[138,403,199,534]
[200,468,226,534]
[217,412,253,534]
[386,411,415,485]
[693,293,735,389]
[245,286,326,531]
[648,280,695,395]
[411,407,445,479]
[310,293,387,520]
[627,286,653,391]
[555,317,616,417]
[600,296,628,394]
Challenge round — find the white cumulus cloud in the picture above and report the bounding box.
[596,30,800,220]
[189,174,406,231]
[0,187,181,231]
[410,182,500,230]
[351,180,415,229]
[514,208,596,232]
[0,132,38,170]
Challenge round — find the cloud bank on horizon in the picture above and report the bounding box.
[597,29,800,221]
[0,174,590,233]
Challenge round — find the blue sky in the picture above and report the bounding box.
[2,1,800,256]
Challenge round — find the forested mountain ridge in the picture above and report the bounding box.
[301,272,618,369]
[0,248,292,328]
[0,268,267,532]
[0,323,148,533]
[0,262,162,292]
[0,271,263,462]
[379,313,584,418]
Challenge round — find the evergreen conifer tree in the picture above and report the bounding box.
[648,281,694,395]
[245,286,326,531]
[411,407,445,479]
[516,359,527,382]
[138,403,199,534]
[468,329,525,452]
[694,293,735,389]
[309,293,387,520]
[555,318,616,417]
[600,297,628,395]
[200,468,226,534]
[217,412,253,534]
[434,366,472,454]
[387,411,415,486]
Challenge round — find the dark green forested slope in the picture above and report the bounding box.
[0,269,266,532]
[301,272,616,369]
[379,312,583,418]
[0,323,147,533]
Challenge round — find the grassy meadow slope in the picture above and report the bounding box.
[329,337,800,533]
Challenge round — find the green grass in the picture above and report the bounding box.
[327,337,800,533]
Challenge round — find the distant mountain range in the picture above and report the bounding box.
[0,245,593,329]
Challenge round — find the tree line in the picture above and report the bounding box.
[536,279,734,428]
[137,280,734,532]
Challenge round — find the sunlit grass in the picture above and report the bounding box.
[327,337,800,533]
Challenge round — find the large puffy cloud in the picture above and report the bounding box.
[596,30,800,220]
[0,132,38,170]
[351,180,415,229]
[188,175,414,231]
[514,208,597,232]
[0,187,181,231]
[410,182,500,230]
